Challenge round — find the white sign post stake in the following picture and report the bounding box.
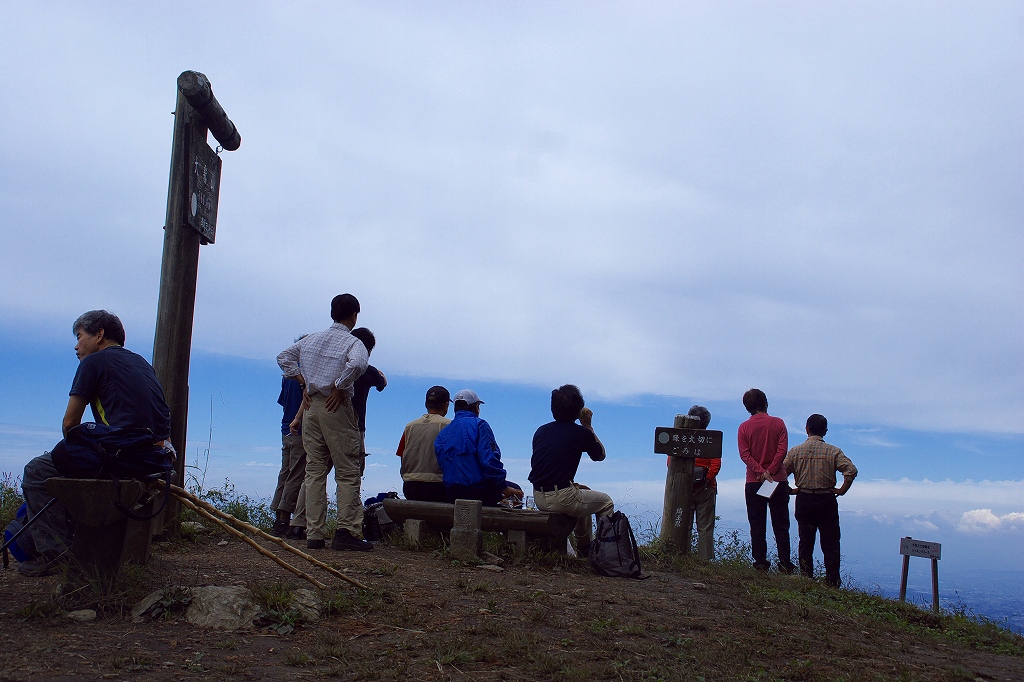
[899,536,942,614]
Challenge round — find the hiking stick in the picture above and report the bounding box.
[175,493,328,590]
[165,483,368,590]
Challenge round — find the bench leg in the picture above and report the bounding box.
[506,530,527,556]
[450,500,483,562]
[68,519,130,583]
[404,519,436,547]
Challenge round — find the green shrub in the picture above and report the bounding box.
[1,471,24,529]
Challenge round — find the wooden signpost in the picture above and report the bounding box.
[152,71,240,533]
[899,536,942,614]
[654,416,723,554]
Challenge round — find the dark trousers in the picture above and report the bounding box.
[744,481,793,570]
[22,450,72,556]
[445,481,522,507]
[795,492,842,587]
[271,433,306,513]
[403,481,448,503]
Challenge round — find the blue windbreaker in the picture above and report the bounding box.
[433,410,508,488]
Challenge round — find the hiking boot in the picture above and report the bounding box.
[575,541,591,559]
[271,519,291,537]
[287,526,307,540]
[17,552,65,578]
[331,528,373,552]
[779,562,797,575]
[306,538,325,550]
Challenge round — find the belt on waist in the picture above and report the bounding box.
[534,482,573,493]
[798,488,836,495]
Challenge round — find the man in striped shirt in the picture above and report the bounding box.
[277,294,370,552]
[784,414,858,587]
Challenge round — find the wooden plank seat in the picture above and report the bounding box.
[382,498,577,556]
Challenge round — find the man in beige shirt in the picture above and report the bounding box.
[784,414,858,587]
[395,386,451,502]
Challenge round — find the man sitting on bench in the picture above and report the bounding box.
[529,385,613,558]
[18,310,171,577]
[434,389,522,506]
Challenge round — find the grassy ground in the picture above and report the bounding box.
[1,474,1021,681]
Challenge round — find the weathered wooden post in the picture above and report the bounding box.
[654,416,723,554]
[152,71,240,533]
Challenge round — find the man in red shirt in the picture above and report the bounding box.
[737,388,795,573]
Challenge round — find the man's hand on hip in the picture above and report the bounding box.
[325,387,347,413]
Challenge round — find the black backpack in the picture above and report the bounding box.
[590,511,643,579]
[362,492,399,542]
[51,422,176,520]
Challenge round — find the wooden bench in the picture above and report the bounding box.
[382,498,577,559]
[44,477,162,582]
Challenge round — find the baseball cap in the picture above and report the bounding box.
[425,386,451,404]
[453,389,484,405]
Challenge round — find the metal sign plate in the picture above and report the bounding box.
[186,135,222,244]
[900,537,941,560]
[654,428,723,459]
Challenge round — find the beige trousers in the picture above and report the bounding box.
[301,395,363,540]
[534,483,614,546]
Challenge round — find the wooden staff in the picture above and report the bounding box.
[176,494,328,590]
[165,483,368,590]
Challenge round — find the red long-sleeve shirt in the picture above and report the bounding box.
[737,412,788,483]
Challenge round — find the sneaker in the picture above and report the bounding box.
[17,552,65,578]
[331,528,373,552]
[287,526,307,540]
[306,538,325,550]
[271,519,291,537]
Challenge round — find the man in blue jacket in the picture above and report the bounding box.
[434,389,522,506]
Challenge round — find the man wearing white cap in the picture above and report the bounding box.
[433,389,523,506]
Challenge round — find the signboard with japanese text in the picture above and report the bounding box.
[654,428,723,459]
[186,135,222,244]
[900,537,941,560]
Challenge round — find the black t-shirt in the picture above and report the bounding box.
[529,421,603,487]
[70,346,172,440]
[352,365,386,432]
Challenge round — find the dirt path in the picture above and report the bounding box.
[1,532,1021,681]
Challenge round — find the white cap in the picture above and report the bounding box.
[453,389,484,405]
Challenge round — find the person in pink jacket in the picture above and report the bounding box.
[737,388,795,573]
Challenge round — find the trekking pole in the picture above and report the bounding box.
[161,482,368,590]
[1,498,57,556]
[174,493,329,590]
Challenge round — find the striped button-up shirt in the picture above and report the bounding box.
[277,323,368,399]
[784,436,858,491]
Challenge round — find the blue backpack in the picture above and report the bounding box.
[3,503,38,568]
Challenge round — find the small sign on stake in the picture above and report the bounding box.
[898,536,942,614]
[653,427,724,459]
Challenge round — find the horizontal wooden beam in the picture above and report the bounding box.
[383,499,576,538]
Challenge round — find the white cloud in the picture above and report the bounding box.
[0,3,1021,436]
[956,509,1024,533]
[844,479,1024,517]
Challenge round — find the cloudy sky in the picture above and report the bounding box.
[1,2,1021,617]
